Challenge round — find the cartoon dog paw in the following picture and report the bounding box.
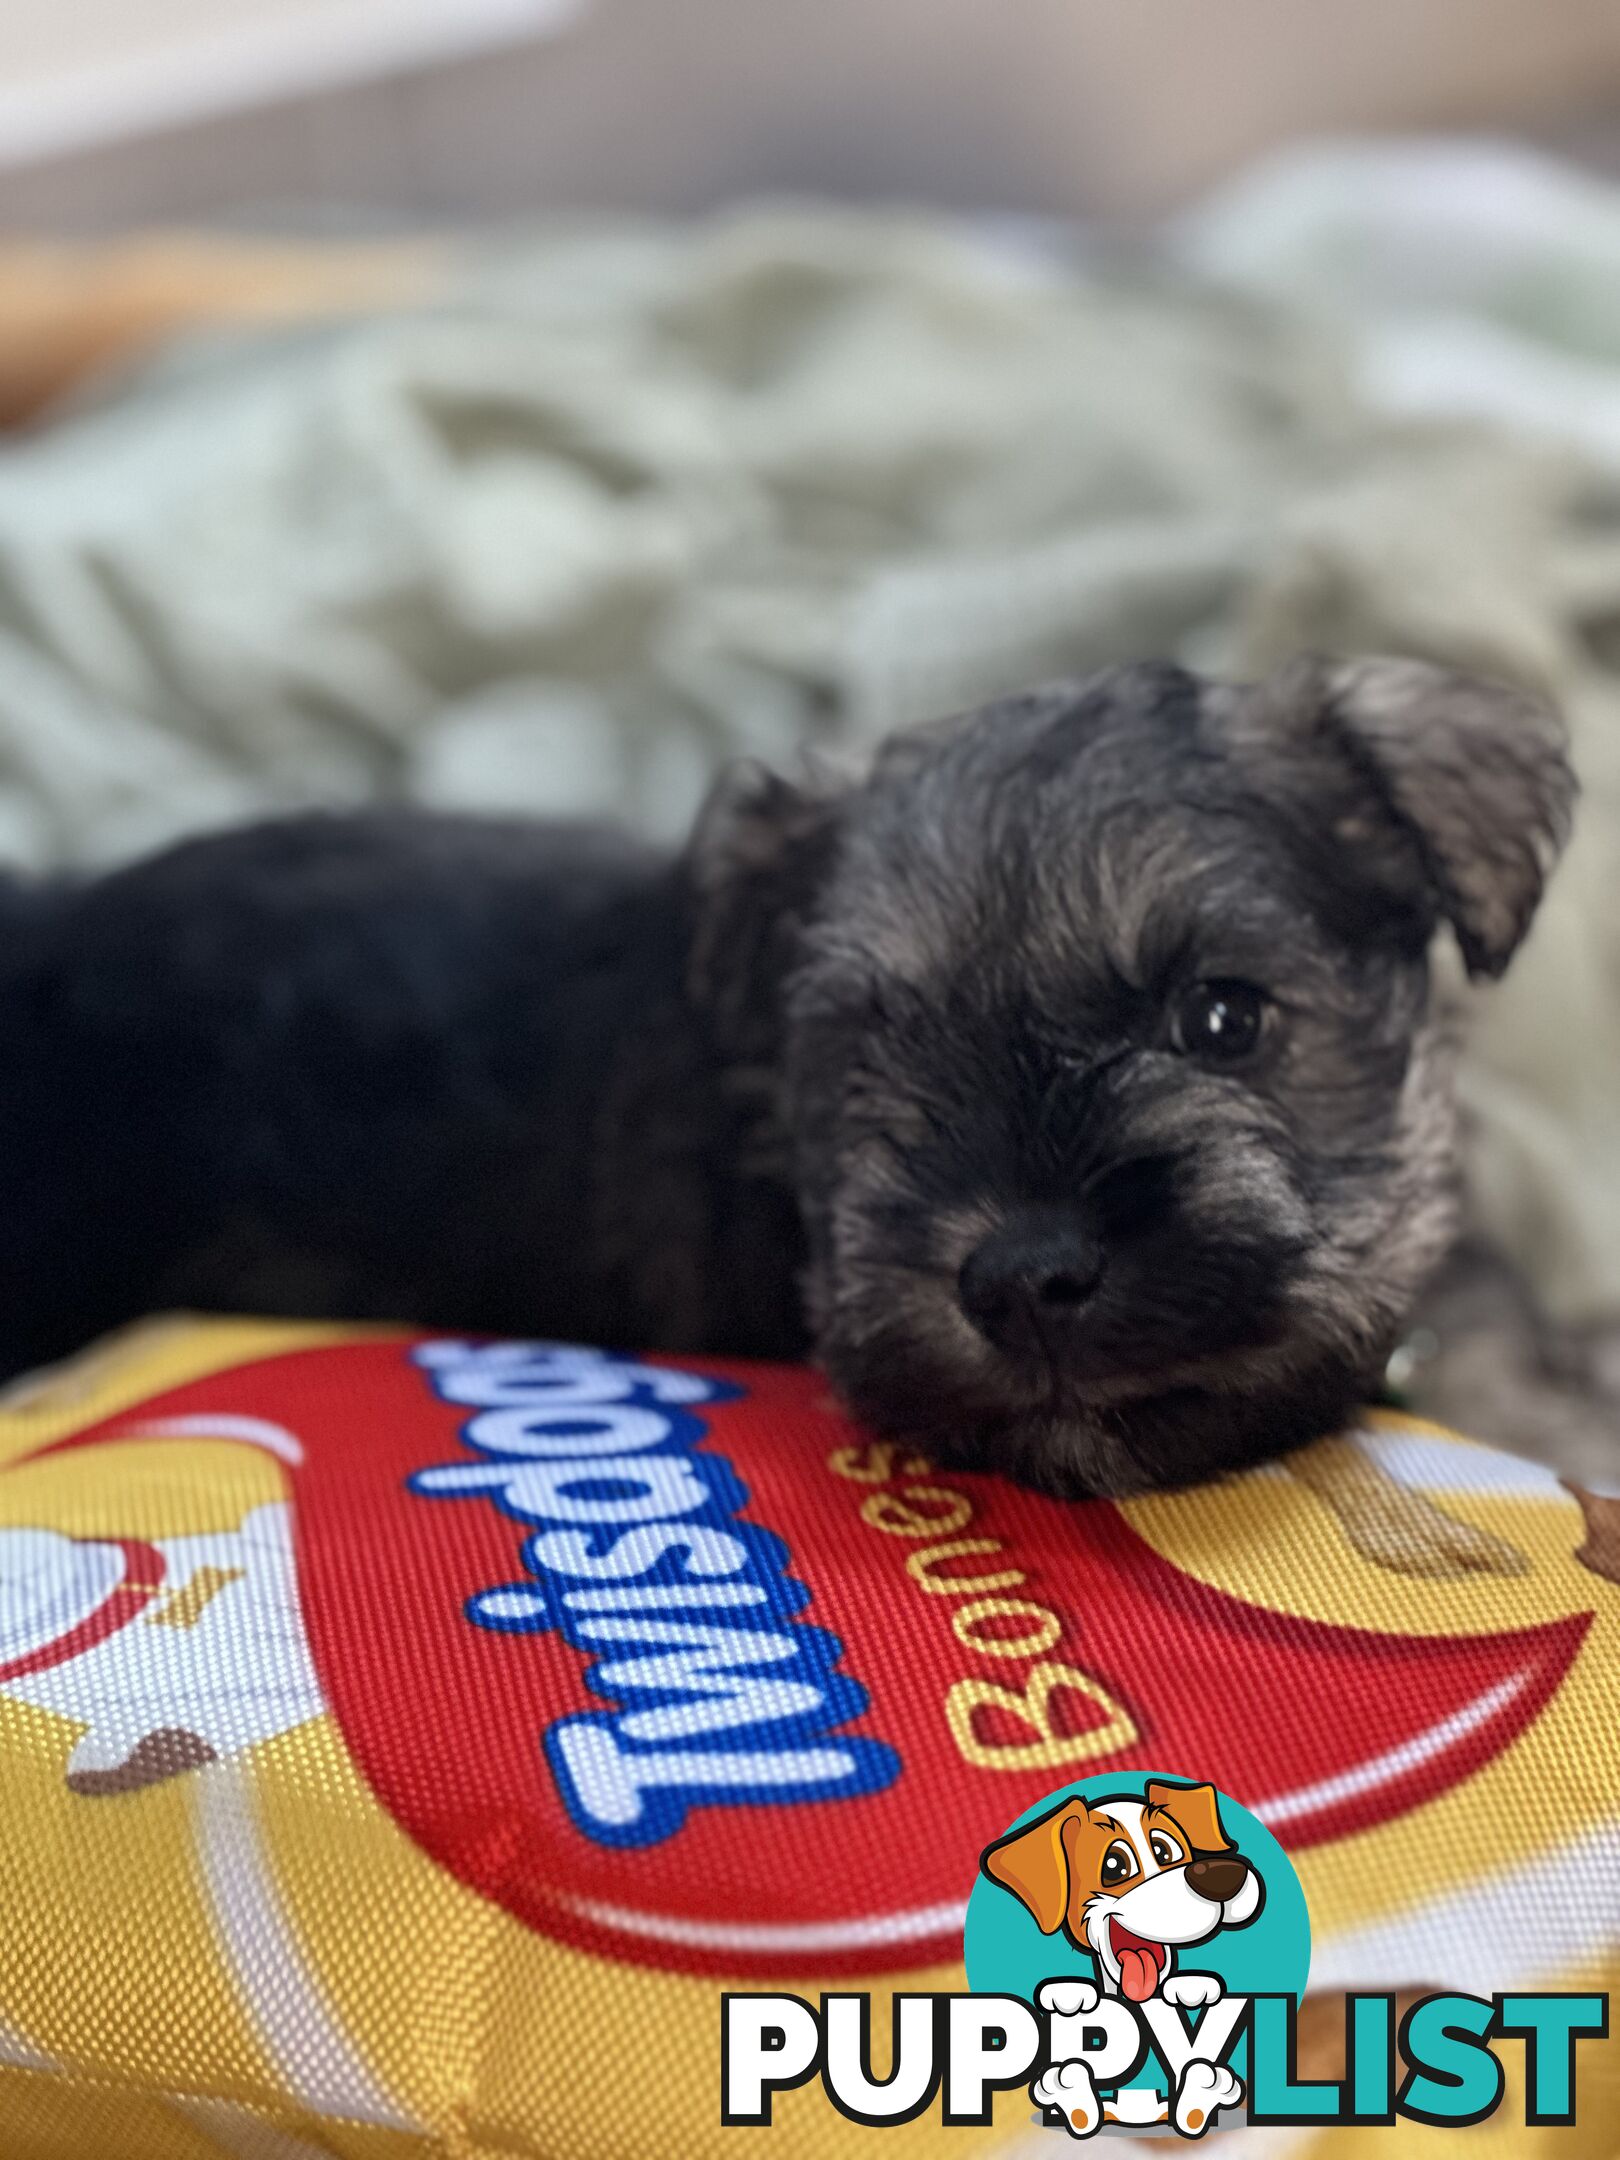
[1036,1978,1100,2018]
[1032,2057,1103,2139]
[1161,1972,1223,2011]
[1173,2059,1242,2137]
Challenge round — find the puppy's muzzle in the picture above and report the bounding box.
[957,1206,1104,1354]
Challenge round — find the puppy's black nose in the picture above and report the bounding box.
[1185,1855,1249,1904]
[958,1208,1104,1350]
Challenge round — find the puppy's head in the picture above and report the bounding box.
[981,1780,1263,1999]
[689,657,1573,1493]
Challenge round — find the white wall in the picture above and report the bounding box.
[0,0,581,170]
[4,0,1620,231]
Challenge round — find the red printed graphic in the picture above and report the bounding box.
[17,1338,1590,1976]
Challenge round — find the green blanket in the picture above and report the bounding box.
[0,148,1616,1325]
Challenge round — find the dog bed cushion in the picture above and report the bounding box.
[0,1316,1613,2157]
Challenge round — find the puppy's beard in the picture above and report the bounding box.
[812,1026,1459,1495]
[816,1224,1318,1416]
[817,1195,1305,1415]
[814,1265,1392,1497]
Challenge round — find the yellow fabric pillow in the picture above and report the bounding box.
[0,1318,1612,2156]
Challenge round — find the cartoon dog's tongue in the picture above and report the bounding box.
[1110,1921,1165,2003]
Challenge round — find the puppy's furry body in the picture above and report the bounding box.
[0,818,805,1382]
[0,658,1577,1493]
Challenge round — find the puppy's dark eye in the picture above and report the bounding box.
[1100,1841,1136,1886]
[1148,1831,1183,1868]
[1169,980,1269,1064]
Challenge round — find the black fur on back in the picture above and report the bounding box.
[0,814,804,1384]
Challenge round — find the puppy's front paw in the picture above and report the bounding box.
[1161,1972,1223,2011]
[1032,2058,1102,2140]
[1174,2060,1242,2137]
[1037,1978,1100,2018]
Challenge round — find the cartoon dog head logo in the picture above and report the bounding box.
[980,1778,1264,2003]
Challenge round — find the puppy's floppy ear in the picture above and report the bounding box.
[1146,1780,1232,1856]
[1245,655,1575,980]
[683,760,847,1060]
[980,1800,1083,1934]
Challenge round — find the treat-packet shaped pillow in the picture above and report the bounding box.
[0,1318,1612,2157]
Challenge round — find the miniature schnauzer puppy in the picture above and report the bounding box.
[0,656,1575,1494]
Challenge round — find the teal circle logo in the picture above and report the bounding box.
[966,1772,1309,2003]
[966,1773,1309,2118]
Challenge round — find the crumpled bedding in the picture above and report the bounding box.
[0,143,1617,1323]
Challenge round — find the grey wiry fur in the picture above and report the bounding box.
[693,655,1572,1491]
[0,657,1574,1494]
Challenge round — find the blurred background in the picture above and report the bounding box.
[2,0,1620,1354]
[7,0,1620,227]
